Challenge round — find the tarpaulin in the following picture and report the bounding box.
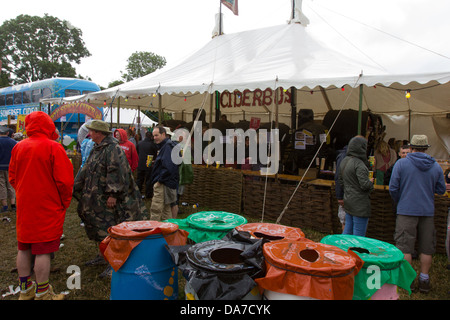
[320,234,416,299]
[165,211,247,243]
[100,220,189,272]
[235,222,305,241]
[256,239,364,300]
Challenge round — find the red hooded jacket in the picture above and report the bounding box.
[115,128,138,172]
[9,111,74,243]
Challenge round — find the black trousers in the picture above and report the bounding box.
[136,169,153,198]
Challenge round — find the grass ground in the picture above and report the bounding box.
[1,198,449,300]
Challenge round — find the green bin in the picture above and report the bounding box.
[320,235,416,300]
[166,211,247,243]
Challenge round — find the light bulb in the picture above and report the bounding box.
[405,90,411,99]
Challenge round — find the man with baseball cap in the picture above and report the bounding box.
[389,134,446,293]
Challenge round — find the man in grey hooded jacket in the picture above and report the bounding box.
[338,136,374,236]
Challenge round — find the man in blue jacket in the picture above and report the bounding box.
[149,126,179,221]
[389,135,446,293]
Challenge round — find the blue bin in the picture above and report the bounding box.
[110,233,178,300]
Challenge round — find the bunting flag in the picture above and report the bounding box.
[221,0,238,16]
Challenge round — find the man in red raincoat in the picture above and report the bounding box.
[9,111,74,300]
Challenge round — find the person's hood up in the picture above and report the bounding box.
[346,136,368,162]
[25,111,58,140]
[406,152,436,171]
[116,128,128,143]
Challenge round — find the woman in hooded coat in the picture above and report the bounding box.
[338,136,374,236]
[114,128,138,172]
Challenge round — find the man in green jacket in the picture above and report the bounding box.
[73,120,147,270]
[338,136,374,236]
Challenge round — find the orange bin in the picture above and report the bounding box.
[235,222,305,241]
[100,220,189,271]
[256,239,364,300]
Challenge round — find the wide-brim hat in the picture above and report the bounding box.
[409,134,430,148]
[86,120,111,134]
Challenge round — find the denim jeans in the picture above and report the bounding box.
[343,213,369,237]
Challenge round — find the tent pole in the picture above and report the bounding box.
[137,105,141,133]
[109,104,113,130]
[117,97,121,128]
[215,91,220,121]
[319,86,333,111]
[290,87,297,141]
[158,93,162,125]
[209,93,214,129]
[275,88,279,128]
[357,84,363,135]
[408,107,411,141]
[219,1,223,35]
[291,0,295,20]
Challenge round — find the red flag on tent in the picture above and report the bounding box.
[221,0,238,16]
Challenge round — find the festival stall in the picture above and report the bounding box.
[41,4,450,253]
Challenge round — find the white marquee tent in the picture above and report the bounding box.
[41,5,450,158]
[103,107,157,127]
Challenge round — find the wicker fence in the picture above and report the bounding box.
[181,166,243,215]
[182,166,450,254]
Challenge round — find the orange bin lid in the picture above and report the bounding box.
[256,239,363,300]
[235,223,304,241]
[108,220,180,239]
[100,220,189,271]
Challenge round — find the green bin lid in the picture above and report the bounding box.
[187,211,247,231]
[165,211,247,243]
[320,235,404,269]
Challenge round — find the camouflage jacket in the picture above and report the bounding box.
[73,135,147,241]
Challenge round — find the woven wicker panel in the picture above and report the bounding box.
[181,166,243,214]
[434,194,450,254]
[242,179,334,233]
[68,154,81,177]
[365,189,398,245]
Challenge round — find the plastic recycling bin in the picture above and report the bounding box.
[320,234,416,300]
[256,239,363,300]
[100,220,188,300]
[182,239,264,300]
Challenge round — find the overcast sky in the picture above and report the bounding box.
[1,0,449,87]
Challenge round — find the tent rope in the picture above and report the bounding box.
[260,76,280,223]
[275,73,364,225]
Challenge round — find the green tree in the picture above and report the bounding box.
[122,51,166,82]
[108,79,124,88]
[0,14,91,85]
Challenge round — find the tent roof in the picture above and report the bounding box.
[103,107,157,126]
[41,23,450,118]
